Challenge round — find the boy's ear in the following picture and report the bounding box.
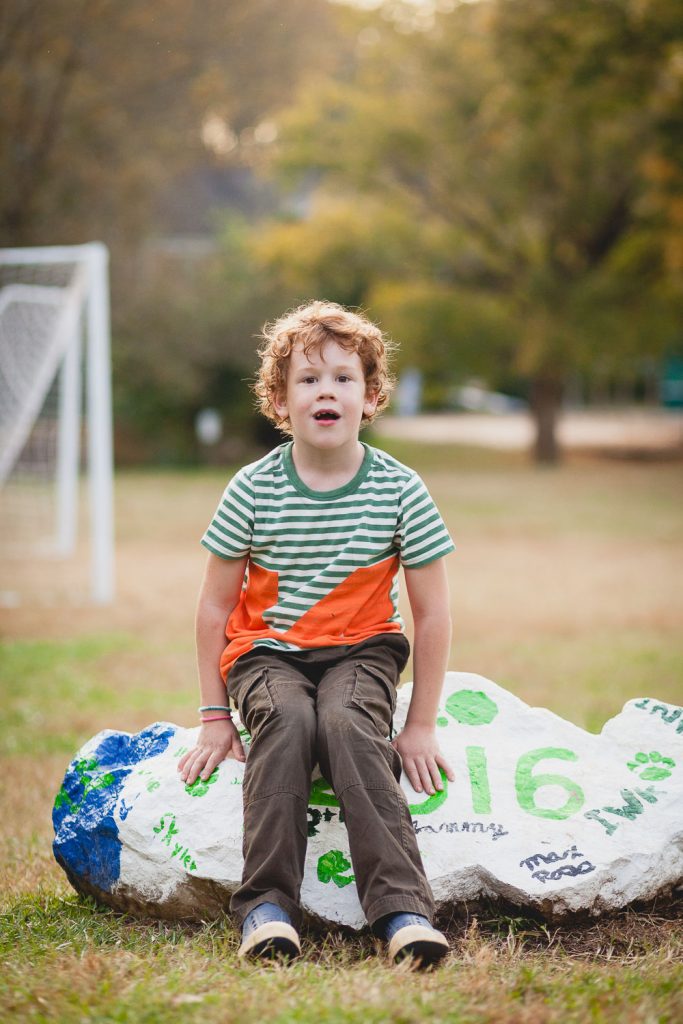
[363,387,380,418]
[272,390,288,419]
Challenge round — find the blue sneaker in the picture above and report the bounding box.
[238,902,301,960]
[381,912,449,968]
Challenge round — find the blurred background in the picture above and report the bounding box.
[1,0,682,468]
[1,0,682,689]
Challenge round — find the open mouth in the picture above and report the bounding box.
[314,411,340,421]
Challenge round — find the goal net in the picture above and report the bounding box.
[0,243,114,605]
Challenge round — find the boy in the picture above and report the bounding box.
[178,301,455,967]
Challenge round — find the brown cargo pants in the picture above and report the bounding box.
[226,633,435,930]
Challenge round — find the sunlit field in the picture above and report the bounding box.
[1,440,682,1023]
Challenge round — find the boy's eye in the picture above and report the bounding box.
[337,375,351,383]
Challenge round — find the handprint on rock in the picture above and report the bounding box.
[54,757,116,813]
[184,767,219,797]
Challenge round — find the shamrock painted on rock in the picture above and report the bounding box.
[317,849,355,888]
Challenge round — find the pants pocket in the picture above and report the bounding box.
[231,664,279,738]
[344,661,396,738]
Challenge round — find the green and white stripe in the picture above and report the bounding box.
[201,442,454,633]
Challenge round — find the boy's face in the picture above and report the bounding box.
[273,340,378,451]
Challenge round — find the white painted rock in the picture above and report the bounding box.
[53,673,683,925]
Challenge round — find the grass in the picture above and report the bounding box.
[1,892,682,1023]
[0,635,193,757]
[1,440,682,1022]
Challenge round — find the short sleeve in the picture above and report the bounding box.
[200,469,255,560]
[395,473,455,568]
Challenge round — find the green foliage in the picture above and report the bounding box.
[250,196,425,309]
[0,0,346,463]
[0,0,338,247]
[261,0,683,457]
[112,220,266,463]
[4,2,682,462]
[369,280,518,403]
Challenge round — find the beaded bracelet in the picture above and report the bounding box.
[198,704,231,713]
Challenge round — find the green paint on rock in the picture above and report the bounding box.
[627,750,675,781]
[185,767,219,797]
[408,768,449,815]
[446,689,499,726]
[54,757,116,814]
[309,777,340,807]
[317,849,355,888]
[515,747,584,820]
[466,746,492,814]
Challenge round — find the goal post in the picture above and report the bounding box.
[0,242,115,604]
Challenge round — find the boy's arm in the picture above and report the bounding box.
[392,556,455,796]
[178,552,248,786]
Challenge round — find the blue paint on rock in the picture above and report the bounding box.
[53,723,176,893]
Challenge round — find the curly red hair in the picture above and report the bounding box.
[253,300,395,435]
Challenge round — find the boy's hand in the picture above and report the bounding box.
[177,720,246,787]
[391,724,455,796]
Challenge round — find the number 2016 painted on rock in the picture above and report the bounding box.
[411,690,584,821]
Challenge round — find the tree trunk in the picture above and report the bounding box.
[529,372,563,465]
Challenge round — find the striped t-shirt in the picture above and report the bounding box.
[201,442,454,681]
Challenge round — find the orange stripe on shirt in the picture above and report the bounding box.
[220,556,402,682]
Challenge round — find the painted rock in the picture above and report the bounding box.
[53,673,683,926]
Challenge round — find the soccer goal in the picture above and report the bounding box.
[0,243,114,604]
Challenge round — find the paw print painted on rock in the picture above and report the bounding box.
[626,751,675,782]
[184,767,219,798]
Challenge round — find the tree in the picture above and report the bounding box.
[490,0,683,459]
[264,0,683,461]
[0,0,337,246]
[0,0,344,460]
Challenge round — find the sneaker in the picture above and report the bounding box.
[381,912,449,968]
[237,901,301,960]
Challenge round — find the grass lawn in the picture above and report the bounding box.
[1,441,682,1022]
